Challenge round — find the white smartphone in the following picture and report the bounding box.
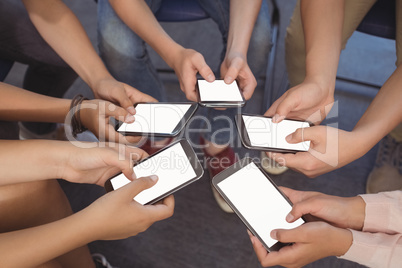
[104,139,204,205]
[235,113,311,153]
[212,157,305,251]
[117,102,198,137]
[196,79,245,107]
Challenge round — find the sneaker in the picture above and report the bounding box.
[260,151,288,175]
[200,137,235,213]
[92,253,116,268]
[366,134,402,193]
[140,137,174,155]
[19,122,66,140]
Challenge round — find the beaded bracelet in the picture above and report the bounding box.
[70,94,88,137]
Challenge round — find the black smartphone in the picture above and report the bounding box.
[105,139,204,205]
[116,102,198,137]
[196,79,245,108]
[235,113,311,153]
[212,157,305,252]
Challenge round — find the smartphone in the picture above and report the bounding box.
[117,102,198,137]
[196,80,245,108]
[212,157,305,252]
[104,139,204,205]
[235,113,311,153]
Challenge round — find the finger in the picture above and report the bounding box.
[113,85,136,115]
[249,234,270,264]
[223,57,243,84]
[288,198,324,222]
[182,76,198,102]
[271,227,305,243]
[194,55,215,82]
[272,93,302,123]
[119,175,158,199]
[144,195,175,222]
[106,102,135,123]
[286,126,320,144]
[124,84,158,104]
[124,135,144,144]
[264,93,287,117]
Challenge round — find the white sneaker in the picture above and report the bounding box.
[260,151,288,175]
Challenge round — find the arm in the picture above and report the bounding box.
[21,0,155,112]
[0,82,141,144]
[0,140,147,186]
[266,65,402,177]
[266,0,344,123]
[108,0,215,101]
[0,177,174,268]
[219,0,261,99]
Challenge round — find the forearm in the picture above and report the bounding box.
[301,0,344,89]
[227,0,262,56]
[352,66,402,155]
[0,82,69,123]
[0,209,95,268]
[22,0,112,90]
[109,0,182,67]
[0,140,68,185]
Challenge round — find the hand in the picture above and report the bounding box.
[220,51,257,100]
[265,79,334,124]
[58,142,148,186]
[280,187,366,231]
[92,76,157,114]
[266,125,363,177]
[171,48,215,102]
[83,176,175,240]
[249,222,352,268]
[80,99,143,144]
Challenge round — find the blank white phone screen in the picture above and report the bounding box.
[118,104,192,134]
[110,142,197,205]
[242,115,310,151]
[198,80,243,102]
[217,162,304,248]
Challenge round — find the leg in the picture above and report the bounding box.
[97,0,166,101]
[0,0,77,135]
[0,180,95,267]
[285,0,378,87]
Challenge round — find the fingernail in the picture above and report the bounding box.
[207,74,215,81]
[270,230,277,240]
[125,114,135,123]
[250,237,255,245]
[272,114,280,123]
[224,76,233,84]
[150,175,158,181]
[127,106,136,115]
[286,213,294,222]
[131,173,137,180]
[286,134,292,142]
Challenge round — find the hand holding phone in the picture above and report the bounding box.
[117,102,198,137]
[236,114,311,153]
[212,157,305,251]
[105,139,204,205]
[197,80,245,108]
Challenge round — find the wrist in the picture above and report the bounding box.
[331,227,353,257]
[159,42,183,69]
[304,75,335,95]
[349,196,366,231]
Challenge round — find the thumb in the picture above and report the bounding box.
[114,86,136,115]
[223,57,243,84]
[193,56,215,82]
[285,127,315,144]
[271,226,303,243]
[119,175,159,199]
[272,93,301,123]
[106,102,135,123]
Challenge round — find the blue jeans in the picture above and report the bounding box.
[98,0,271,145]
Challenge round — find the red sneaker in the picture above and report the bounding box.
[140,137,174,155]
[200,137,236,213]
